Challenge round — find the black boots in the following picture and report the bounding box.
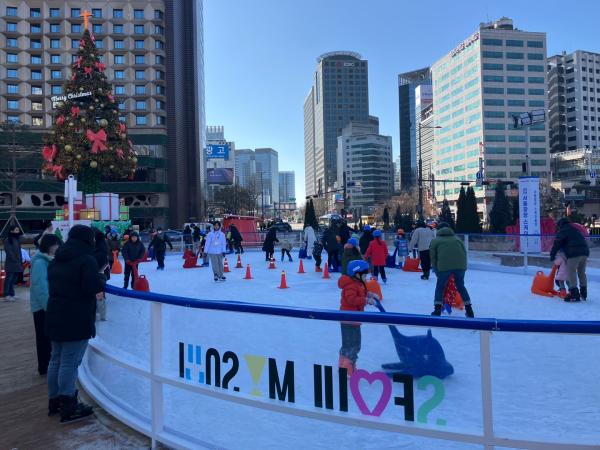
[431,304,442,316]
[564,287,581,302]
[48,397,60,416]
[465,304,475,318]
[59,394,93,423]
[580,286,587,301]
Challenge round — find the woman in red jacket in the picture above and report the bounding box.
[338,260,377,376]
[364,230,389,283]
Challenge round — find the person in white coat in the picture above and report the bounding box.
[303,225,316,260]
[205,222,227,282]
[409,220,436,280]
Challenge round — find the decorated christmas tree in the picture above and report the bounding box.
[42,14,136,193]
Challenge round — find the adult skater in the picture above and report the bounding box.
[93,229,110,321]
[149,227,173,271]
[121,231,145,289]
[229,224,244,254]
[341,237,362,276]
[262,226,279,261]
[34,221,54,249]
[359,225,373,255]
[205,221,227,281]
[324,225,341,272]
[30,234,61,375]
[303,225,316,260]
[409,220,436,280]
[107,229,120,271]
[550,218,590,302]
[2,225,23,302]
[46,225,105,423]
[364,230,389,283]
[430,222,474,317]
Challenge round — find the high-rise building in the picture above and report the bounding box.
[234,149,256,190]
[0,0,204,228]
[278,171,295,203]
[398,67,431,189]
[548,50,600,153]
[431,17,549,213]
[304,51,369,197]
[418,104,436,199]
[336,119,393,214]
[255,148,279,206]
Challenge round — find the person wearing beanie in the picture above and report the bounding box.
[364,230,389,283]
[2,225,23,302]
[46,224,106,423]
[409,220,436,280]
[34,220,55,249]
[394,229,409,267]
[341,237,362,276]
[121,231,146,289]
[107,228,121,271]
[149,226,173,271]
[430,222,474,317]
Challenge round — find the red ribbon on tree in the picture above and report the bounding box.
[71,106,80,117]
[116,148,124,159]
[108,94,115,103]
[119,123,126,134]
[56,116,65,126]
[95,61,106,72]
[84,66,93,75]
[71,73,76,81]
[86,129,108,154]
[76,56,83,68]
[52,165,64,179]
[42,144,57,162]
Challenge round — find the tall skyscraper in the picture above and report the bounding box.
[255,148,279,206]
[0,0,204,228]
[336,119,393,213]
[548,50,600,153]
[398,67,431,189]
[234,149,256,190]
[304,51,369,197]
[278,171,295,203]
[431,17,549,212]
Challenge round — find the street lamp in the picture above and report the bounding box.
[512,109,545,176]
[418,123,442,220]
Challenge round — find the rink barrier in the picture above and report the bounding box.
[78,284,600,450]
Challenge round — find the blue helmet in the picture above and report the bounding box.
[348,237,359,247]
[373,230,382,238]
[347,260,370,277]
[363,225,371,231]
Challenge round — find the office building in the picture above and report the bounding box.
[205,126,235,202]
[0,0,204,228]
[235,149,256,190]
[398,67,431,189]
[278,171,295,203]
[431,17,549,213]
[548,50,600,153]
[336,119,393,214]
[255,148,279,207]
[417,104,436,200]
[304,51,369,197]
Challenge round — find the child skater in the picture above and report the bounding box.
[553,250,569,298]
[338,260,379,376]
[280,239,293,262]
[394,229,409,267]
[312,239,324,272]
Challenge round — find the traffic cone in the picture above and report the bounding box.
[244,264,253,280]
[235,254,243,269]
[298,259,305,274]
[268,258,276,269]
[111,251,123,274]
[323,264,330,279]
[223,258,230,273]
[278,271,289,289]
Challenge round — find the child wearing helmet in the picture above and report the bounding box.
[394,229,409,266]
[338,260,379,376]
[364,230,389,283]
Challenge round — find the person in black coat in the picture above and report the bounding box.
[550,218,590,301]
[229,224,244,254]
[324,226,341,272]
[149,227,173,270]
[2,225,23,301]
[121,231,146,289]
[107,230,121,269]
[262,227,279,261]
[46,224,105,422]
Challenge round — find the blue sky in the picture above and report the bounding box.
[204,0,600,202]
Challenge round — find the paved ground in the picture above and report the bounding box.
[0,286,158,450]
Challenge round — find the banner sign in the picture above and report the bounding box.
[205,145,230,160]
[207,168,234,185]
[518,177,541,253]
[51,91,92,108]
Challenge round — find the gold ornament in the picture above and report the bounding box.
[68,122,74,127]
[79,87,84,91]
[112,110,118,114]
[100,104,105,108]
[120,133,127,139]
[79,46,84,50]
[60,136,65,141]
[99,119,108,127]
[109,165,114,169]
[132,157,138,163]
[76,154,82,159]
[89,106,95,110]
[51,131,55,135]
[94,98,99,103]
[80,118,86,123]
[97,88,103,94]
[65,144,72,151]
[90,161,98,168]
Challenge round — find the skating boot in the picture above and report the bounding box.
[564,287,581,302]
[421,275,429,280]
[580,286,587,301]
[558,287,567,299]
[338,355,354,377]
[48,397,60,416]
[431,304,442,316]
[59,394,93,423]
[465,304,475,318]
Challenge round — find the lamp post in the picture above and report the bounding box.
[512,109,545,176]
[418,123,442,220]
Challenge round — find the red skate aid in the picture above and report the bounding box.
[531,265,558,298]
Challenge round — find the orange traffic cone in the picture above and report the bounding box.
[323,264,330,279]
[244,264,253,280]
[111,251,123,274]
[278,270,289,289]
[268,258,276,269]
[235,254,243,269]
[223,258,230,273]
[298,259,305,274]
[531,265,558,297]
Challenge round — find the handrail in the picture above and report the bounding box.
[105,285,600,334]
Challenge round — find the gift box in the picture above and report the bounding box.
[85,192,120,221]
[62,203,86,220]
[80,209,100,220]
[55,209,65,220]
[119,205,129,213]
[119,212,130,221]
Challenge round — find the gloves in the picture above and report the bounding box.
[366,292,380,305]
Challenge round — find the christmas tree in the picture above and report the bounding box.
[489,181,512,233]
[455,187,467,232]
[41,16,136,193]
[439,198,455,229]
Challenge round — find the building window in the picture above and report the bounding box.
[482,51,503,59]
[50,39,61,49]
[135,40,145,49]
[32,102,43,111]
[155,40,165,50]
[113,24,124,33]
[136,101,146,110]
[6,22,19,33]
[95,40,104,49]
[483,75,503,82]
[154,25,164,35]
[50,24,60,33]
[156,116,166,125]
[6,6,17,16]
[135,85,146,94]
[155,55,164,65]
[92,8,102,18]
[156,85,165,95]
[51,70,61,79]
[71,8,81,18]
[485,123,505,130]
[507,88,525,95]
[7,69,18,78]
[508,99,525,106]
[484,111,505,118]
[30,39,41,49]
[507,76,524,83]
[31,86,43,95]
[136,116,147,125]
[30,8,41,17]
[483,87,504,94]
[482,38,502,46]
[483,63,503,71]
[7,100,19,110]
[134,9,144,19]
[528,88,544,95]
[528,65,544,72]
[49,8,60,17]
[92,24,103,34]
[529,100,545,107]
[484,99,504,106]
[7,84,18,94]
[507,64,525,71]
[114,40,124,49]
[7,53,18,63]
[506,39,524,47]
[135,70,145,80]
[135,55,145,64]
[113,9,123,19]
[114,55,124,64]
[115,85,125,95]
[119,116,126,123]
[156,100,164,109]
[115,70,125,79]
[528,53,544,60]
[71,24,81,33]
[6,38,17,47]
[30,24,42,33]
[154,10,164,19]
[506,52,524,59]
[527,41,544,48]
[32,117,43,127]
[72,39,80,49]
[118,102,126,111]
[134,25,145,34]
[528,76,544,83]
[30,55,42,64]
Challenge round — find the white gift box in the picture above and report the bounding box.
[85,192,120,220]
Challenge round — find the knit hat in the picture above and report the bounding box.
[68,224,95,247]
[373,230,382,238]
[348,237,359,247]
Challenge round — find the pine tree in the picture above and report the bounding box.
[465,187,481,233]
[455,187,467,233]
[382,207,390,230]
[304,199,318,230]
[393,205,402,229]
[489,182,512,233]
[439,198,455,229]
[41,28,136,193]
